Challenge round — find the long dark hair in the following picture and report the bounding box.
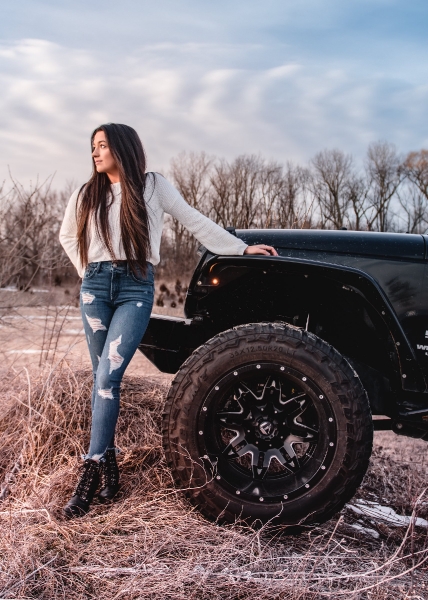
[76,123,151,273]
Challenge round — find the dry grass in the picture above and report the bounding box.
[1,364,428,599]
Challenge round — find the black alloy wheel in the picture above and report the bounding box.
[200,363,336,504]
[163,322,373,526]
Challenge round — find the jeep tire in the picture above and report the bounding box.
[162,322,373,526]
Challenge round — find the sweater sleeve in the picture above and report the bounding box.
[154,175,248,255]
[59,188,85,277]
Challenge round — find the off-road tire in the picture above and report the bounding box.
[162,322,373,526]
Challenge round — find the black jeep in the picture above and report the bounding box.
[139,229,428,526]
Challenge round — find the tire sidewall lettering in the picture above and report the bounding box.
[229,344,284,359]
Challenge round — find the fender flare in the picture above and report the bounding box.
[192,255,426,393]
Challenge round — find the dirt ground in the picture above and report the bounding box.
[0,284,185,413]
[0,288,183,370]
[1,368,428,599]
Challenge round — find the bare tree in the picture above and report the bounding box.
[0,176,73,289]
[1,141,424,288]
[397,182,428,233]
[365,141,403,232]
[257,160,284,228]
[346,174,369,231]
[170,151,213,209]
[209,155,262,229]
[168,151,213,271]
[275,164,313,229]
[400,150,428,232]
[403,150,428,199]
[309,149,354,229]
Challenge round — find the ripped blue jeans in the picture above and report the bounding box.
[80,261,154,460]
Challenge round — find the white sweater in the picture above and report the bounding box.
[59,173,248,277]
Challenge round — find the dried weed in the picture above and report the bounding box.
[0,365,427,599]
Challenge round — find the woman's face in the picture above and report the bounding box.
[91,130,120,183]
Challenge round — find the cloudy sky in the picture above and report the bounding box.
[1,0,427,188]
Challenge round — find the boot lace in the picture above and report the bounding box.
[73,460,100,502]
[100,450,119,488]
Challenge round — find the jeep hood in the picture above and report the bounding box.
[235,229,427,261]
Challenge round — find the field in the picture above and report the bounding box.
[1,286,428,599]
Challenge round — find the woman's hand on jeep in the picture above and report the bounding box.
[244,244,278,256]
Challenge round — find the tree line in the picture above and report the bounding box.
[1,142,428,288]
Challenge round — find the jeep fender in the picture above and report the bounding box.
[139,256,426,394]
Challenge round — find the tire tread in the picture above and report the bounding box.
[162,322,373,525]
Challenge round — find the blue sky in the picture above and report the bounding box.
[0,0,427,187]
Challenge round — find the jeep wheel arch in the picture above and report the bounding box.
[186,256,427,396]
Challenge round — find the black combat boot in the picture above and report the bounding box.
[63,459,101,518]
[98,449,120,503]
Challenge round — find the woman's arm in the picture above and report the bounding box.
[154,175,278,257]
[59,188,85,276]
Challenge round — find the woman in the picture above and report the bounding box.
[59,123,277,518]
